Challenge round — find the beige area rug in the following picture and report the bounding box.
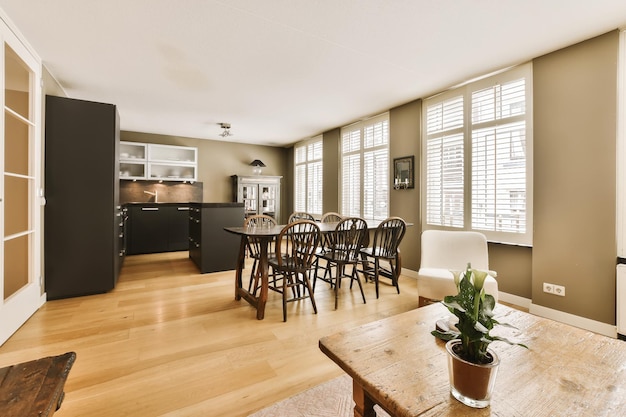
[248,375,390,417]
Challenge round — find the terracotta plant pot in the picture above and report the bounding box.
[445,339,500,408]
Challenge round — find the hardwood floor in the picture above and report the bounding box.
[0,251,420,417]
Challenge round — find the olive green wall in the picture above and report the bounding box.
[120,131,290,223]
[532,31,617,324]
[322,128,340,214]
[389,100,421,272]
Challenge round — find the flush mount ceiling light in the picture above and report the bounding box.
[219,122,233,137]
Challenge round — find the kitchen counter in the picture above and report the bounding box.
[124,202,243,207]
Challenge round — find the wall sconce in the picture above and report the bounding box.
[393,177,409,190]
[250,159,266,175]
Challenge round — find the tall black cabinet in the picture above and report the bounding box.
[44,95,120,299]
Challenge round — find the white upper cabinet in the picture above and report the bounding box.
[119,142,147,179]
[119,141,197,181]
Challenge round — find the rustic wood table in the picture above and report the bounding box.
[319,303,626,417]
[0,351,76,417]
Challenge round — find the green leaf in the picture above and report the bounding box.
[431,329,460,341]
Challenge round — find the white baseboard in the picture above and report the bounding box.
[498,292,531,309]
[529,303,618,339]
[406,269,618,338]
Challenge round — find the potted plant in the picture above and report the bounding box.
[432,263,527,408]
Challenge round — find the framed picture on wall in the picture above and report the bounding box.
[393,155,414,189]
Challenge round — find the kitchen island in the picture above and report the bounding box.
[188,202,245,273]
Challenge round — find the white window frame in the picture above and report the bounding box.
[294,135,323,217]
[340,113,389,221]
[421,64,533,246]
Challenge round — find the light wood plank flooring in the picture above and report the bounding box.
[0,251,420,417]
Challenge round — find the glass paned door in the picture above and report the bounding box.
[260,185,277,217]
[241,184,258,217]
[0,26,42,346]
[4,44,32,298]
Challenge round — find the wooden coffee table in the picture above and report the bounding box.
[319,304,626,417]
[0,352,76,417]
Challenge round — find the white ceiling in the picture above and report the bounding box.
[1,1,626,147]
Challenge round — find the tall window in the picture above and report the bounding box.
[294,136,323,216]
[422,64,533,245]
[341,113,389,220]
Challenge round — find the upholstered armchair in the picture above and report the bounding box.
[417,230,498,307]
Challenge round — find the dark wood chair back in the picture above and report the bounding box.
[274,220,320,271]
[326,217,368,262]
[288,211,315,223]
[370,217,407,259]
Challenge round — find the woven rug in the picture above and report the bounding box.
[248,375,390,417]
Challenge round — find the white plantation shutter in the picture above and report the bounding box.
[294,136,323,216]
[423,64,532,245]
[341,113,389,220]
[294,164,306,211]
[307,160,323,214]
[425,96,464,227]
[363,148,389,219]
[342,153,361,217]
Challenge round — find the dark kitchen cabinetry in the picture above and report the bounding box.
[189,203,244,273]
[44,95,120,299]
[127,204,189,255]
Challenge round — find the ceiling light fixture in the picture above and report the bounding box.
[219,122,233,137]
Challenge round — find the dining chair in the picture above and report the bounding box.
[268,220,321,321]
[359,217,407,299]
[320,212,343,223]
[244,214,277,295]
[288,211,315,222]
[313,217,368,309]
[312,212,344,274]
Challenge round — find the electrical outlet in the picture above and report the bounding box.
[553,285,565,297]
[543,282,554,294]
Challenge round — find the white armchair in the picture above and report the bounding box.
[417,230,498,307]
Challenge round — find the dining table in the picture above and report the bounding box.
[224,219,401,320]
[318,303,626,417]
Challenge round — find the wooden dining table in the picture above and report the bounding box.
[224,219,400,320]
[319,303,626,417]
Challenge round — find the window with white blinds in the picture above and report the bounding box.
[294,136,323,216]
[422,64,533,245]
[341,113,389,220]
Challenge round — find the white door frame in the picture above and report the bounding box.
[0,12,44,346]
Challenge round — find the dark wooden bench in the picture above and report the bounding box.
[0,352,76,417]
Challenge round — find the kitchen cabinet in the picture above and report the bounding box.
[127,204,190,254]
[168,206,191,251]
[189,203,244,273]
[119,142,197,181]
[231,175,282,221]
[44,95,120,299]
[119,142,146,179]
[118,205,128,271]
